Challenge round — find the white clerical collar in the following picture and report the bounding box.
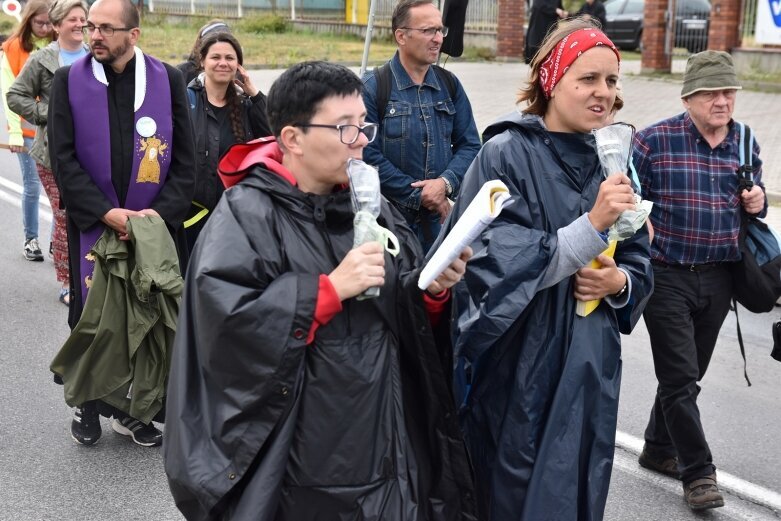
[91,46,146,112]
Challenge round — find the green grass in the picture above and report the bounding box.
[139,16,408,68]
[0,18,14,33]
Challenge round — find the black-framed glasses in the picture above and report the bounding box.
[32,20,52,28]
[84,23,134,36]
[400,26,449,37]
[295,123,378,145]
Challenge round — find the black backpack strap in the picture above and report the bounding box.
[732,299,753,386]
[432,64,458,101]
[373,61,392,125]
[374,63,457,125]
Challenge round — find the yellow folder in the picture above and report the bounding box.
[575,240,618,317]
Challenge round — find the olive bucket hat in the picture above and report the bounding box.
[680,50,742,98]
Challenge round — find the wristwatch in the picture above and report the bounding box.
[440,176,453,197]
[612,282,628,299]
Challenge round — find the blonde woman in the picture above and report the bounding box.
[8,0,89,306]
[0,0,54,262]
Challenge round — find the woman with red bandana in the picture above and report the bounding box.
[435,18,654,520]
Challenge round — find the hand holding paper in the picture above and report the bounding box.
[425,247,472,295]
[418,180,513,290]
[575,240,618,317]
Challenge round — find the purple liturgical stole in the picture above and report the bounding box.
[68,51,173,302]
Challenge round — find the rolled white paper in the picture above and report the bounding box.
[418,180,512,290]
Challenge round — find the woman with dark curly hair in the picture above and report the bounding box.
[184,31,271,247]
[176,18,230,84]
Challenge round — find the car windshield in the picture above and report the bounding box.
[624,0,644,15]
[604,0,623,15]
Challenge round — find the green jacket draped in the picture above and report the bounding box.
[50,216,182,424]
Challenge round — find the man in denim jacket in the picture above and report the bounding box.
[363,0,480,252]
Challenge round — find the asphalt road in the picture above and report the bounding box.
[0,62,779,520]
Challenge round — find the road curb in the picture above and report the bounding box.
[615,431,781,514]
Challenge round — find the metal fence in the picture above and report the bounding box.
[739,0,758,46]
[360,0,498,32]
[148,0,342,18]
[148,0,500,32]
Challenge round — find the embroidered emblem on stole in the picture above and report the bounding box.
[136,136,169,184]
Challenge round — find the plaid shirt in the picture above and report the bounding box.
[633,113,765,265]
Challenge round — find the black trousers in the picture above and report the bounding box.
[642,262,733,484]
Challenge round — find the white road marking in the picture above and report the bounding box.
[616,430,781,515]
[0,177,53,222]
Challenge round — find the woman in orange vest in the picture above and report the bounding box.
[7,0,88,307]
[1,0,54,263]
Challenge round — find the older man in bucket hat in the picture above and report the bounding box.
[631,50,767,511]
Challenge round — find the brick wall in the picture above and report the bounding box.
[708,0,741,51]
[641,0,741,71]
[640,0,672,72]
[496,0,525,60]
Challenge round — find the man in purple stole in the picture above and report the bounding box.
[48,0,195,447]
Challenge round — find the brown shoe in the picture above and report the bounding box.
[683,473,725,511]
[638,448,681,480]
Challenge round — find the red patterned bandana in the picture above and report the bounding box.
[538,28,620,100]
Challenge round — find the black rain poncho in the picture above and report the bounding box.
[438,112,653,520]
[163,146,476,521]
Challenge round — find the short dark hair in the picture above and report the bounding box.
[266,61,363,138]
[391,0,434,32]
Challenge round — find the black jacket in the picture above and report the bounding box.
[524,0,563,62]
[163,148,476,521]
[177,59,199,85]
[187,75,271,212]
[576,0,608,30]
[48,56,195,328]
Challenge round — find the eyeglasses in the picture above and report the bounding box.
[695,89,738,102]
[32,20,52,28]
[295,123,378,145]
[400,26,449,38]
[84,23,134,36]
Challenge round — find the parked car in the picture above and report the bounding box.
[603,0,711,53]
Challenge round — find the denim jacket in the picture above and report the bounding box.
[362,52,480,215]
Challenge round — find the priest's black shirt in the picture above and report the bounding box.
[48,54,195,327]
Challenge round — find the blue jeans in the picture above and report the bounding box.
[18,136,40,240]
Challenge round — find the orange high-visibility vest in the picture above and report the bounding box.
[1,36,36,139]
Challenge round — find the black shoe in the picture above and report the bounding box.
[71,405,102,445]
[23,238,43,261]
[112,417,162,447]
[638,447,681,480]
